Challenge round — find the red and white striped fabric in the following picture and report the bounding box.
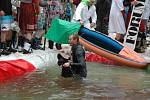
[0,50,58,81]
[0,49,123,81]
[0,59,35,81]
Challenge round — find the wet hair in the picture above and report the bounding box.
[72,33,79,42]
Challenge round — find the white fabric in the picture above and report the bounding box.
[72,2,97,30]
[142,0,150,20]
[24,42,31,51]
[108,0,126,35]
[11,21,20,33]
[22,50,58,69]
[0,49,58,69]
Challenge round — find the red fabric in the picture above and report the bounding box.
[32,0,38,3]
[0,59,35,81]
[19,3,38,32]
[126,12,145,32]
[73,0,81,6]
[32,0,40,15]
[85,53,118,65]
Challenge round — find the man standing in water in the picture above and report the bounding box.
[57,34,87,79]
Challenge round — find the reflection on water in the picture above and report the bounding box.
[0,62,150,100]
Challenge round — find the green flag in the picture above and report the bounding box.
[44,18,81,44]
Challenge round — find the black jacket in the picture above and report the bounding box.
[70,43,87,78]
[0,0,12,15]
[57,43,87,78]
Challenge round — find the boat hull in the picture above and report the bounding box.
[79,27,148,68]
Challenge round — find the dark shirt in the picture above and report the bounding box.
[70,42,87,78]
[0,0,12,15]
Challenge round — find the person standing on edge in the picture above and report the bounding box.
[142,0,150,36]
[95,0,112,34]
[64,0,72,21]
[57,34,87,80]
[0,0,12,55]
[108,0,126,42]
[72,0,97,30]
[141,0,150,49]
[123,0,146,52]
[46,0,64,50]
[18,0,40,54]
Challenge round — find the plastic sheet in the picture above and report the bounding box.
[0,59,35,81]
[0,49,58,81]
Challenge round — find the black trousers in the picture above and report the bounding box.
[48,40,62,50]
[61,67,73,78]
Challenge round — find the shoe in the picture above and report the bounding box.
[22,49,31,54]
[35,46,43,50]
[7,48,17,53]
[134,47,145,53]
[1,50,11,55]
[22,44,33,54]
[31,37,43,50]
[23,42,32,52]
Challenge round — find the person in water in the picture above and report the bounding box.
[57,34,87,79]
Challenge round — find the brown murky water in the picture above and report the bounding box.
[0,62,150,100]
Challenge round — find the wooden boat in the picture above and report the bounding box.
[79,27,149,68]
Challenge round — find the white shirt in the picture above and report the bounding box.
[72,2,97,30]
